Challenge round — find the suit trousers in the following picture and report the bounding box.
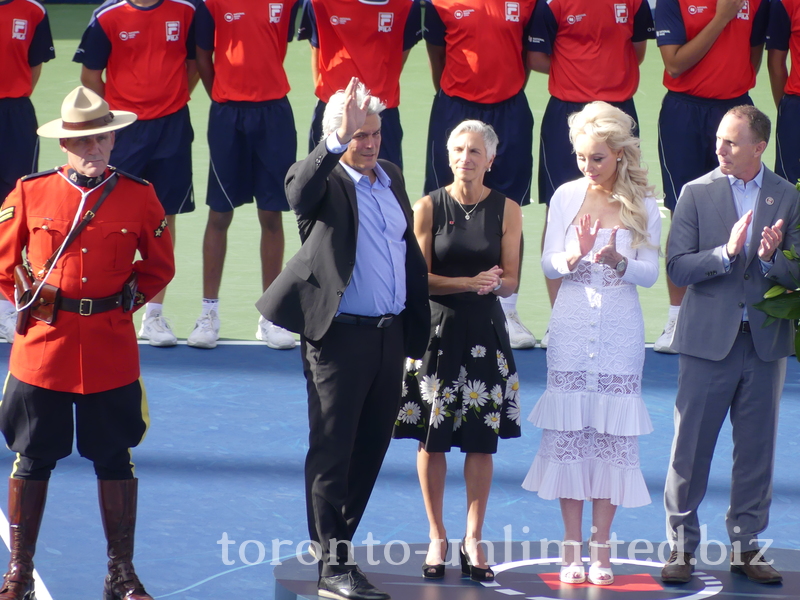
[664,330,785,553]
[301,316,405,576]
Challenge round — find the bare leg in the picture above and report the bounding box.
[151,214,176,305]
[258,209,285,292]
[560,498,584,583]
[591,498,617,579]
[561,497,584,544]
[201,209,234,299]
[417,445,448,564]
[464,453,493,568]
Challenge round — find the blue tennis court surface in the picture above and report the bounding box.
[0,344,797,599]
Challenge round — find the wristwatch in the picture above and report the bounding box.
[615,257,628,275]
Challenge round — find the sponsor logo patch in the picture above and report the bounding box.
[166,21,180,42]
[614,3,628,23]
[378,12,393,31]
[12,19,27,40]
[269,4,282,23]
[505,2,520,21]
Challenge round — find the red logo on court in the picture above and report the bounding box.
[539,572,664,591]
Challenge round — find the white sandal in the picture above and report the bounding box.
[559,540,585,584]
[588,540,614,585]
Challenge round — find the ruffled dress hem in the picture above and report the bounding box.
[528,390,653,436]
[521,453,652,508]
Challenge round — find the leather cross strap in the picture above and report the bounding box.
[38,173,118,276]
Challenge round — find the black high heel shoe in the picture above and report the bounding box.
[422,539,449,579]
[460,538,495,582]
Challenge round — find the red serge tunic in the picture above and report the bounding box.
[0,168,175,394]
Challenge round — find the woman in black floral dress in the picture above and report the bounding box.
[392,120,522,581]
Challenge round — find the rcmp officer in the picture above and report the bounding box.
[0,87,175,600]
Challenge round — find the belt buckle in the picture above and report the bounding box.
[377,315,393,328]
[79,298,93,316]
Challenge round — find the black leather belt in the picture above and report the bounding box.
[333,313,395,328]
[60,293,123,316]
[739,321,751,333]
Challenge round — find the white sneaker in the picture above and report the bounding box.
[540,328,550,349]
[504,309,536,349]
[256,317,296,349]
[187,310,221,349]
[654,314,678,354]
[138,311,178,347]
[0,310,16,343]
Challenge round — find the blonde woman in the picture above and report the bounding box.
[523,101,661,586]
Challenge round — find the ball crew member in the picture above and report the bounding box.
[75,0,198,347]
[0,87,175,600]
[0,0,55,343]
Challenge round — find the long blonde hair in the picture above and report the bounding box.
[568,102,656,249]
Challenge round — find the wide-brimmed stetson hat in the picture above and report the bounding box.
[37,86,137,138]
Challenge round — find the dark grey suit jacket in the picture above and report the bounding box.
[667,166,800,362]
[256,139,431,359]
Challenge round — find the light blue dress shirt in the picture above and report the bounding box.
[326,133,408,317]
[723,164,773,321]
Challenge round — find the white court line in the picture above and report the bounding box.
[0,509,54,600]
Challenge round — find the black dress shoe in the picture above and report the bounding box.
[661,550,694,583]
[731,550,783,584]
[318,569,391,600]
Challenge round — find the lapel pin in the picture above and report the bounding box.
[766,197,774,205]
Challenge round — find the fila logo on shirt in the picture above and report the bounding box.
[224,11,246,21]
[119,30,141,40]
[166,21,180,41]
[505,2,520,21]
[614,3,628,23]
[378,12,394,32]
[269,4,282,23]
[736,0,750,20]
[11,19,27,40]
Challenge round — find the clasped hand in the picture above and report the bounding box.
[473,266,503,295]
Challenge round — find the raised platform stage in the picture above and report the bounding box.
[275,542,800,600]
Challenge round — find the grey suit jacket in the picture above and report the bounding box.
[255,139,431,359]
[667,166,800,362]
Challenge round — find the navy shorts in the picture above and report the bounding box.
[538,96,638,206]
[0,97,39,202]
[308,100,404,170]
[424,89,533,205]
[0,374,149,480]
[110,105,195,215]
[658,91,751,211]
[775,94,800,186]
[207,98,295,213]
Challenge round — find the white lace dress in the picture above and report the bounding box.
[522,179,661,508]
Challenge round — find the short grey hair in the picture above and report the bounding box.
[322,82,386,138]
[446,120,499,160]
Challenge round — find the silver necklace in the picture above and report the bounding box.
[453,187,487,220]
